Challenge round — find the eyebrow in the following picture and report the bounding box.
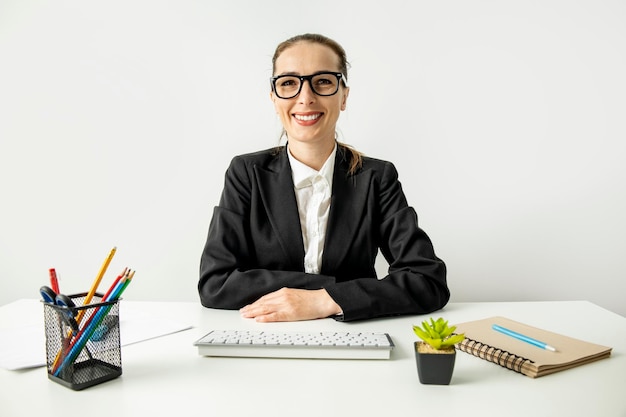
[274,70,340,77]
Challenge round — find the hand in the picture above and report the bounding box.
[240,288,342,322]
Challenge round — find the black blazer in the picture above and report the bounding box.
[199,145,449,321]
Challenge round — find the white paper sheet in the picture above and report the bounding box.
[0,299,192,371]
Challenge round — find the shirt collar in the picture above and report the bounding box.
[288,143,337,190]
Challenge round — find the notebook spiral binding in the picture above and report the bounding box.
[455,335,535,375]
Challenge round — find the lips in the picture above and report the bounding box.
[293,112,322,122]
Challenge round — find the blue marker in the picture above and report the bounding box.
[492,324,557,352]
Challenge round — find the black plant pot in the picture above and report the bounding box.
[414,342,456,385]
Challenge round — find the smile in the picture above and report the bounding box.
[293,113,322,121]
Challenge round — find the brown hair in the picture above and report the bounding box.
[272,33,362,175]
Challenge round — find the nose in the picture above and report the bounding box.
[298,79,316,104]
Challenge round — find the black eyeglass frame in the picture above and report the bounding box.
[270,72,346,99]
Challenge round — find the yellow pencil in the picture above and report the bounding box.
[75,246,117,323]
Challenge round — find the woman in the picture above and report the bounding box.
[198,33,449,322]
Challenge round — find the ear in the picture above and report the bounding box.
[340,86,350,111]
[270,91,279,113]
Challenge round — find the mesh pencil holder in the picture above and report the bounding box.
[42,292,122,390]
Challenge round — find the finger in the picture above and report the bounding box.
[240,301,279,318]
[253,312,284,323]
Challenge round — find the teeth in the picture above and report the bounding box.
[294,113,321,121]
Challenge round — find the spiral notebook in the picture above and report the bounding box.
[454,316,612,378]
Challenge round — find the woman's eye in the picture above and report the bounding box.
[315,78,332,85]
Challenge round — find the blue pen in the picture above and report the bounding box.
[492,324,557,352]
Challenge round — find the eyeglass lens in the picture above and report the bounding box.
[273,73,340,99]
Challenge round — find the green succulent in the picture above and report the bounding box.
[413,317,465,350]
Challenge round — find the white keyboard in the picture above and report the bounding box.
[194,330,394,359]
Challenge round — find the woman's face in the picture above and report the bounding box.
[271,42,349,147]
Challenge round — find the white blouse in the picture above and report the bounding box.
[287,144,336,274]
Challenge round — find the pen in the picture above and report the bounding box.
[492,324,557,352]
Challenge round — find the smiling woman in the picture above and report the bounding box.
[198,33,450,322]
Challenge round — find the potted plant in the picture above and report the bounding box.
[413,317,465,385]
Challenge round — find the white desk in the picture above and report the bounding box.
[1,300,625,417]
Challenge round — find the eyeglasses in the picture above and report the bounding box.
[270,72,345,99]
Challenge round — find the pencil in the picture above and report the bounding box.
[65,270,132,350]
[101,267,128,301]
[75,247,116,323]
[63,268,128,345]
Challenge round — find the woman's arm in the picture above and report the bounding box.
[323,161,449,321]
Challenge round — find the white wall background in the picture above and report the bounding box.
[1,0,624,316]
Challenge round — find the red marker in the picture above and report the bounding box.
[49,268,60,293]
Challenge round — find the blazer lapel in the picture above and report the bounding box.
[254,148,305,270]
[322,150,371,274]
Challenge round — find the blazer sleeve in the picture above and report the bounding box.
[322,161,449,321]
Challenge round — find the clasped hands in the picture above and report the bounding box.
[240,288,342,322]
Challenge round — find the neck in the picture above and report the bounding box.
[288,140,336,171]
